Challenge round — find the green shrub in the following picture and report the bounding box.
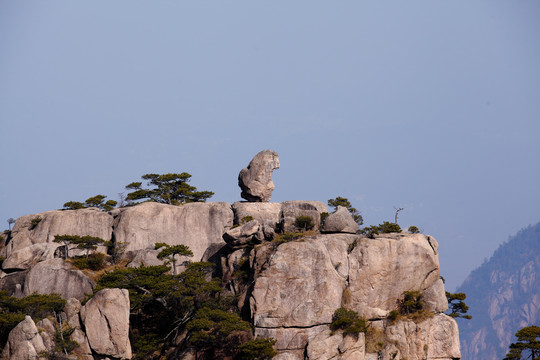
[30,217,42,230]
[295,216,314,231]
[330,307,367,335]
[236,337,277,360]
[387,310,400,322]
[72,253,107,271]
[378,221,401,233]
[360,225,380,238]
[240,216,254,224]
[399,290,424,315]
[320,212,329,226]
[0,292,66,349]
[360,222,402,238]
[408,226,420,234]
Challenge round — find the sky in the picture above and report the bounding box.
[1,1,539,291]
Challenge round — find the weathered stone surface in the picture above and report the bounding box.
[339,333,366,360]
[2,243,56,271]
[23,258,94,301]
[305,330,342,360]
[114,202,233,261]
[423,278,449,313]
[80,288,131,359]
[383,314,460,359]
[0,270,28,297]
[250,238,346,328]
[238,150,280,202]
[232,202,282,229]
[70,328,93,360]
[1,315,46,360]
[321,206,359,234]
[64,298,82,329]
[3,208,113,258]
[345,233,443,319]
[280,201,328,232]
[222,220,275,249]
[35,318,55,352]
[255,325,328,351]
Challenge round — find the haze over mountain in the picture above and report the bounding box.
[457,221,540,360]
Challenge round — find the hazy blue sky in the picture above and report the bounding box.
[1,1,539,291]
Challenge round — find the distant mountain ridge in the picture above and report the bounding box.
[458,221,540,360]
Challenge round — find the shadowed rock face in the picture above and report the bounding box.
[238,150,280,202]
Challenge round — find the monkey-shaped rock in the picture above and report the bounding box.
[238,150,280,202]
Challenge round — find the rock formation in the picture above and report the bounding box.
[0,165,461,359]
[80,288,131,359]
[1,316,46,360]
[238,150,280,202]
[114,201,233,261]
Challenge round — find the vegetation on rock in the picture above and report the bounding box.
[63,194,117,211]
[328,196,363,225]
[360,221,402,238]
[330,307,368,335]
[0,292,66,352]
[294,215,314,231]
[155,242,193,275]
[125,173,214,205]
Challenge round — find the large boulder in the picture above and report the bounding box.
[23,258,94,301]
[2,243,56,271]
[238,150,280,202]
[113,202,233,261]
[232,202,282,229]
[80,288,131,359]
[321,206,359,234]
[280,201,328,232]
[2,208,113,260]
[1,315,46,360]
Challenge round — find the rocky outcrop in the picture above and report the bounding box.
[0,196,462,360]
[346,233,447,319]
[1,316,46,360]
[2,243,55,271]
[23,258,94,301]
[113,202,233,261]
[3,208,113,258]
[280,200,328,232]
[321,206,359,234]
[223,220,275,248]
[80,288,131,359]
[232,202,282,229]
[238,232,457,359]
[238,150,280,202]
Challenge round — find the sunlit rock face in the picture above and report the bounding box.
[238,149,280,202]
[113,201,233,261]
